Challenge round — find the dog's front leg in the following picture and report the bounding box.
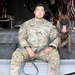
[68,34,71,53]
[58,36,61,53]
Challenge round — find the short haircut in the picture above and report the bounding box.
[34,3,45,11]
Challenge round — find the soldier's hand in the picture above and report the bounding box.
[26,47,36,59]
[43,47,52,54]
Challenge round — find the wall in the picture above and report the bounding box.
[6,0,34,25]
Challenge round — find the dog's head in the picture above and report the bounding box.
[57,15,71,33]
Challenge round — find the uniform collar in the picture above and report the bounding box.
[32,18,44,25]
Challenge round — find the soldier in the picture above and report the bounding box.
[10,3,60,75]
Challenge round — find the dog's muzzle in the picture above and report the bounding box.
[60,18,69,25]
[60,18,69,33]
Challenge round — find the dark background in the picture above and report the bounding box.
[0,0,68,25]
[5,0,34,25]
[0,0,63,25]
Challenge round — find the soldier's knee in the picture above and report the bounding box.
[12,48,20,57]
[11,48,24,62]
[53,49,59,56]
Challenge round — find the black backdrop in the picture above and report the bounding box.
[6,0,34,25]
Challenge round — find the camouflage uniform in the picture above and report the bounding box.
[10,18,60,75]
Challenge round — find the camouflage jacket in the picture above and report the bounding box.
[18,18,59,51]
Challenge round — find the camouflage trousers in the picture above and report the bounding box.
[10,48,60,75]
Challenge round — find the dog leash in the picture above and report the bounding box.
[22,47,46,75]
[22,33,59,75]
[22,59,39,75]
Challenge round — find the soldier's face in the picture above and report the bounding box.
[34,6,45,19]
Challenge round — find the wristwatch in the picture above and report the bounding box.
[24,46,31,49]
[49,45,56,49]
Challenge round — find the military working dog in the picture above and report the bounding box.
[56,15,72,53]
